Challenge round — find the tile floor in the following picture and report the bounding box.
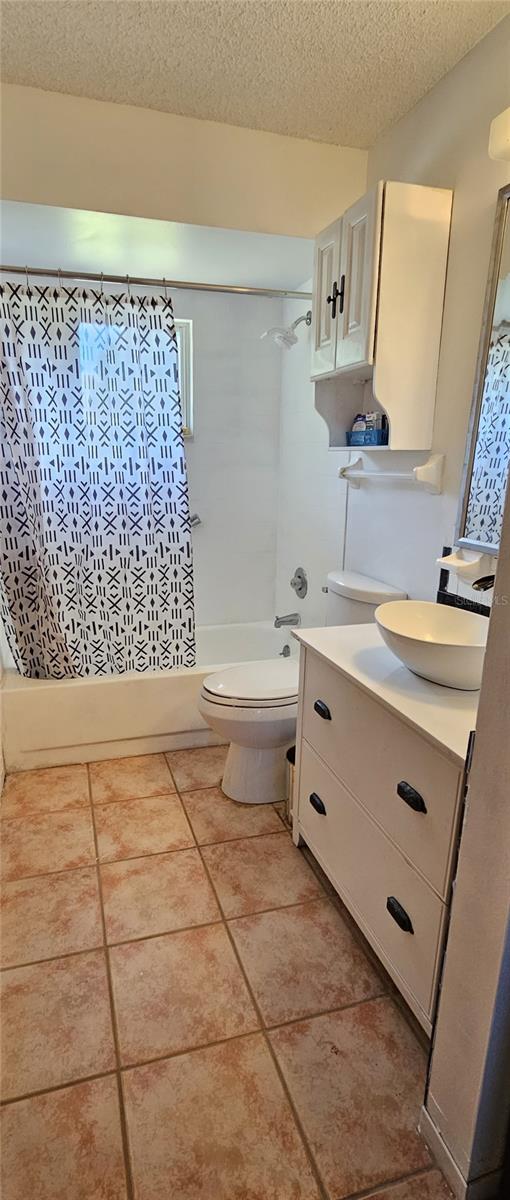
[0,747,453,1200]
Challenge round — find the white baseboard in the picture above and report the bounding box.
[419,1107,501,1200]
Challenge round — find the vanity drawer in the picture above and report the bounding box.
[298,740,446,1022]
[301,650,462,897]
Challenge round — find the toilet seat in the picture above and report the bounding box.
[202,658,298,709]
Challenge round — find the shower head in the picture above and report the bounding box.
[260,309,312,350]
[261,325,299,349]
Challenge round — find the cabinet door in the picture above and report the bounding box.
[311,218,341,378]
[336,183,383,372]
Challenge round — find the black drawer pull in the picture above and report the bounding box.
[386,896,414,934]
[314,699,331,721]
[309,792,327,816]
[397,781,427,814]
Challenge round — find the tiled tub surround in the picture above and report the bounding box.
[0,748,453,1200]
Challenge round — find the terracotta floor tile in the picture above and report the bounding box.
[1,764,89,820]
[1,950,116,1100]
[166,744,227,791]
[229,899,383,1024]
[100,848,220,943]
[0,867,102,968]
[181,785,283,844]
[0,808,96,882]
[94,794,194,862]
[0,1076,127,1200]
[201,832,324,918]
[89,754,174,804]
[110,924,259,1064]
[364,1171,453,1199]
[123,1033,321,1200]
[269,997,431,1199]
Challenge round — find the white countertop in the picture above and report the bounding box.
[293,624,478,767]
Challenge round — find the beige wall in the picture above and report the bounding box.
[0,84,367,238]
[346,17,510,602]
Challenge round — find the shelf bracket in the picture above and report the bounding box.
[339,452,444,493]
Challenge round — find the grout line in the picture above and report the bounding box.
[97,839,197,866]
[86,765,135,1200]
[168,779,228,794]
[1,841,198,887]
[119,1028,262,1075]
[263,991,389,1034]
[197,827,289,848]
[0,783,180,825]
[0,942,105,973]
[1,918,224,972]
[1,859,99,886]
[89,789,178,810]
[0,800,91,824]
[107,918,223,953]
[192,833,330,1200]
[338,1164,441,1200]
[0,1068,119,1109]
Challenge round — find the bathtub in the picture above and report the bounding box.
[1,620,299,772]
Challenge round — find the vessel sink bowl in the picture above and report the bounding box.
[375,600,488,690]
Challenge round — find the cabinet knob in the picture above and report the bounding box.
[397,781,427,813]
[309,792,327,816]
[326,282,338,319]
[313,699,332,721]
[386,896,414,934]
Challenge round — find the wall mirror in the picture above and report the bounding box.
[457,182,510,555]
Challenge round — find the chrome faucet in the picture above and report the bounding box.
[472,575,495,591]
[274,612,301,628]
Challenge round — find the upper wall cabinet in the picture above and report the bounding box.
[312,184,382,378]
[311,181,453,451]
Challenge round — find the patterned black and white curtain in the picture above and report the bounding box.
[0,283,195,678]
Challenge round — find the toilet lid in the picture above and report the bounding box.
[203,658,299,704]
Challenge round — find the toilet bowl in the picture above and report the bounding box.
[199,658,298,804]
[199,571,407,806]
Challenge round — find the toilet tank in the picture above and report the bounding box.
[326,570,407,625]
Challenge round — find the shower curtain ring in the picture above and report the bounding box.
[58,267,63,289]
[100,271,104,296]
[163,277,168,299]
[25,265,29,290]
[126,274,131,298]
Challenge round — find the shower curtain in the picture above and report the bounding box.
[0,282,195,678]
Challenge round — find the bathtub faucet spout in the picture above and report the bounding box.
[274,613,301,628]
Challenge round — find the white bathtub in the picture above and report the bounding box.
[2,621,299,772]
[196,621,297,666]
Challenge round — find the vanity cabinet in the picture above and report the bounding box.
[292,631,472,1034]
[311,181,453,450]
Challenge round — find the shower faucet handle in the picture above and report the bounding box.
[290,567,308,599]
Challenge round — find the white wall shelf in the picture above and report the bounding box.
[339,452,445,494]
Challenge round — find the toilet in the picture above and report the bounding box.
[199,570,407,804]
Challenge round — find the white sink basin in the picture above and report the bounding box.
[375,600,488,690]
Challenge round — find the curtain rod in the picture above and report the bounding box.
[0,263,312,301]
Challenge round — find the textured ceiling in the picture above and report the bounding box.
[1,0,509,148]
